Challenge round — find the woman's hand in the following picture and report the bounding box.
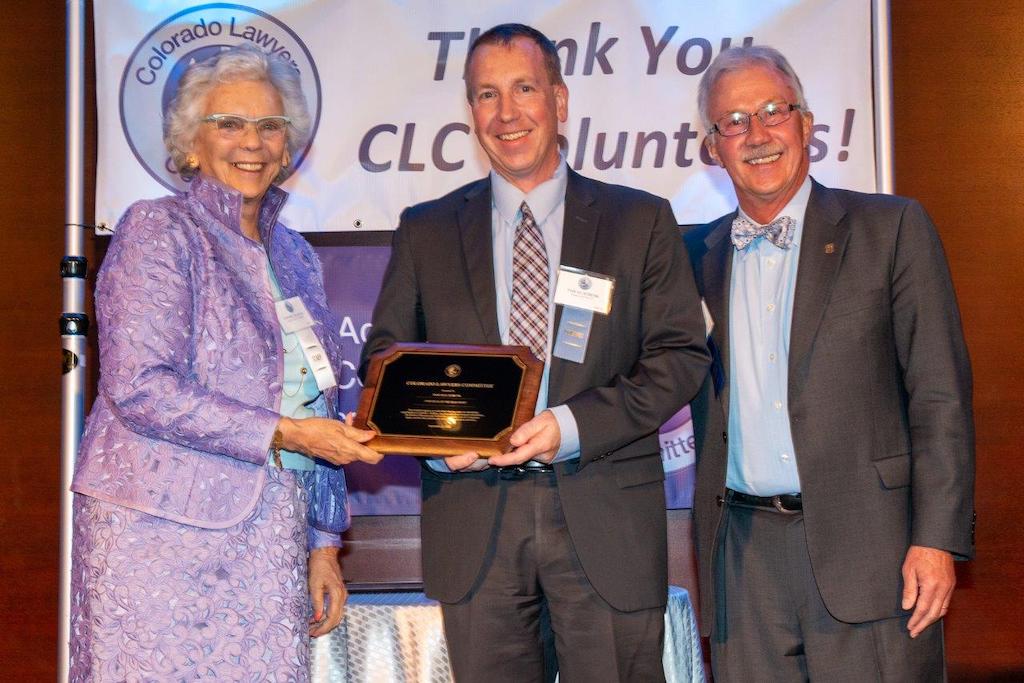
[308,546,347,637]
[277,415,384,466]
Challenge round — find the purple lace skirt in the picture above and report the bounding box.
[70,467,312,682]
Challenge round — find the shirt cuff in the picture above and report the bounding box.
[308,527,342,551]
[548,405,581,463]
[425,457,451,472]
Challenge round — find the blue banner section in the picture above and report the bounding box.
[316,245,423,515]
[315,243,694,512]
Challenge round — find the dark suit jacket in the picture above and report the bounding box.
[684,179,975,635]
[361,169,709,611]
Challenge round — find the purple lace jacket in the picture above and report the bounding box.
[72,176,347,542]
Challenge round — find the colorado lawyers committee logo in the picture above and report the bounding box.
[120,3,321,192]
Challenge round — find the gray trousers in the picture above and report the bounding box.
[711,500,945,682]
[440,471,666,683]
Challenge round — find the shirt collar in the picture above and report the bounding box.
[736,174,812,247]
[490,155,568,226]
[187,173,289,242]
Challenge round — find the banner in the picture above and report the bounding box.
[315,244,424,514]
[94,0,879,512]
[95,0,876,231]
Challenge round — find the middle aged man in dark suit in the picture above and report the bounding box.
[684,45,974,681]
[361,23,709,683]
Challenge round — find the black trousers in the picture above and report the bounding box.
[440,471,666,683]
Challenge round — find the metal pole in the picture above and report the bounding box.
[59,1,87,679]
[873,0,895,193]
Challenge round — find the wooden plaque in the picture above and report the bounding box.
[353,343,542,457]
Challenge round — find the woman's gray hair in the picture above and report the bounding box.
[697,45,809,135]
[164,44,311,183]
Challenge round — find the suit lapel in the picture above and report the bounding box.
[457,179,502,345]
[788,180,849,398]
[560,170,601,271]
[702,216,734,414]
[548,170,600,395]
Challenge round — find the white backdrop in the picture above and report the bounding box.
[95,0,878,232]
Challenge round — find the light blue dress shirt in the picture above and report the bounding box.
[427,160,581,470]
[490,160,581,463]
[726,176,812,495]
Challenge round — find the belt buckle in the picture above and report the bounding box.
[497,464,529,480]
[497,463,555,479]
[771,495,799,515]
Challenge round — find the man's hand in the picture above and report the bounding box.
[444,451,490,472]
[902,544,955,638]
[308,546,347,638]
[488,410,561,467]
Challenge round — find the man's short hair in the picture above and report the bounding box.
[464,23,564,101]
[697,45,809,134]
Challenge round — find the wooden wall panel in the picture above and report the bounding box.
[0,3,67,679]
[891,1,1024,679]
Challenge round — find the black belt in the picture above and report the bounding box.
[727,488,802,513]
[496,463,555,478]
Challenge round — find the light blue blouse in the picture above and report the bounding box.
[267,260,318,471]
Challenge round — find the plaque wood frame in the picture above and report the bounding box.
[354,343,542,457]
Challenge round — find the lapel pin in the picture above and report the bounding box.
[824,243,835,254]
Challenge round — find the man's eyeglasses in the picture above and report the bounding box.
[711,102,802,137]
[202,114,291,140]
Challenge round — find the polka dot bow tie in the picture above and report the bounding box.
[730,214,795,250]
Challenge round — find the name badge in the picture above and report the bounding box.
[554,266,614,315]
[274,296,337,391]
[275,296,316,334]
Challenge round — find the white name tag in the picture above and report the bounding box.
[554,266,614,315]
[275,296,316,334]
[274,296,337,391]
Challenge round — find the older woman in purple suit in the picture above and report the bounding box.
[69,45,383,680]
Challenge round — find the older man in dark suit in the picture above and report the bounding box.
[361,23,709,683]
[684,45,974,681]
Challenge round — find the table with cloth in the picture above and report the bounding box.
[311,586,704,682]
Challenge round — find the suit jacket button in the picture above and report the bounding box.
[722,431,728,443]
[716,495,724,507]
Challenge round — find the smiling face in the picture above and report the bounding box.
[705,64,813,224]
[190,79,288,211]
[467,36,568,193]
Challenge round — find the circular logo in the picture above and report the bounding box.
[120,3,321,192]
[578,276,592,291]
[444,364,462,378]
